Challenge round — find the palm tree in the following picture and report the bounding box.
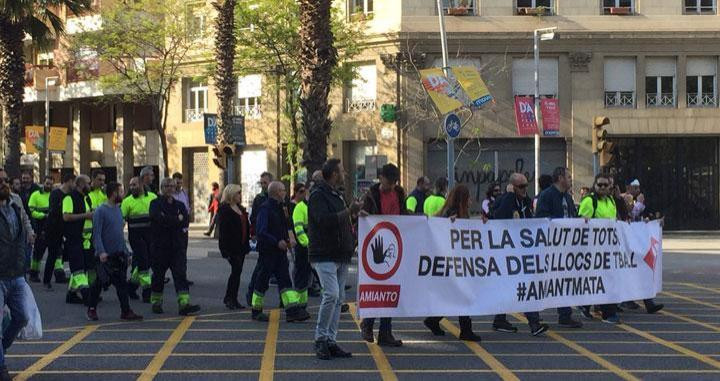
[213,0,237,184]
[298,0,337,174]
[0,0,91,177]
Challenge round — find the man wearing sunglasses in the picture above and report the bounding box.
[577,173,622,324]
[491,173,549,336]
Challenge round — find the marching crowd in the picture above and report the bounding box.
[0,158,667,378]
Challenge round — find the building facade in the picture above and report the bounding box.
[14,0,720,229]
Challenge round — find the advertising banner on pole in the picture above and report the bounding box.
[357,216,663,318]
[48,127,68,152]
[514,96,539,136]
[540,98,560,136]
[453,66,494,108]
[419,68,465,115]
[24,126,45,154]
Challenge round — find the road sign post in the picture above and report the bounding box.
[444,113,461,188]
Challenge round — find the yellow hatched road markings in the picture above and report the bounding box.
[677,283,720,295]
[259,309,280,381]
[617,323,720,370]
[14,325,98,381]
[658,310,720,332]
[348,303,398,381]
[662,291,720,309]
[440,319,519,381]
[137,316,195,381]
[511,313,639,381]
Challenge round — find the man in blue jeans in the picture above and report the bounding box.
[308,159,356,360]
[0,176,30,380]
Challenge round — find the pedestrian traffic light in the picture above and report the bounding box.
[221,143,236,157]
[212,145,226,169]
[600,141,616,167]
[592,116,610,154]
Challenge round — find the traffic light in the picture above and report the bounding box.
[592,116,615,167]
[599,141,616,167]
[222,143,236,157]
[212,145,226,169]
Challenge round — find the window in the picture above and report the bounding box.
[687,57,717,107]
[185,79,208,122]
[443,0,476,15]
[345,64,377,112]
[685,0,716,14]
[603,0,634,15]
[516,0,553,15]
[512,58,558,99]
[236,74,262,119]
[349,0,373,20]
[186,3,207,40]
[604,58,636,108]
[645,58,676,108]
[37,51,54,67]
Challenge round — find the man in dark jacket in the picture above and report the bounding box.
[534,167,583,329]
[0,178,30,381]
[149,178,199,316]
[492,173,550,337]
[308,159,356,360]
[44,174,73,287]
[405,176,430,215]
[245,171,274,305]
[360,164,405,347]
[252,181,309,323]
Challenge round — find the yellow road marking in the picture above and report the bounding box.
[617,323,720,370]
[15,325,98,381]
[659,310,720,332]
[440,319,519,381]
[138,316,195,381]
[662,291,720,309]
[348,303,398,381]
[678,283,720,295]
[511,313,638,381]
[259,309,280,381]
[11,369,720,375]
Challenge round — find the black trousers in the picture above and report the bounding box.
[292,245,312,292]
[362,317,393,334]
[43,235,63,284]
[254,251,292,296]
[151,246,189,303]
[128,228,152,288]
[426,316,472,331]
[88,255,131,314]
[31,228,48,270]
[224,253,246,302]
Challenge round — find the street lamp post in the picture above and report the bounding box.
[533,27,557,195]
[44,76,59,177]
[436,0,455,188]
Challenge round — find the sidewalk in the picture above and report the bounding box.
[662,231,720,253]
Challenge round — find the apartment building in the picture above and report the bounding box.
[16,0,720,229]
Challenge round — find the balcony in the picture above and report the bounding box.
[233,104,262,119]
[605,91,635,108]
[185,108,205,123]
[345,98,376,113]
[687,93,717,108]
[516,7,552,16]
[605,6,633,15]
[66,60,99,83]
[646,93,675,108]
[24,65,61,89]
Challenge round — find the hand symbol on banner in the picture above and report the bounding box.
[371,236,396,267]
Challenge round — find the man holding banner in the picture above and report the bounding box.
[490,173,549,336]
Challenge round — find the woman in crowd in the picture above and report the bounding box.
[423,184,482,342]
[217,184,251,309]
[481,182,501,219]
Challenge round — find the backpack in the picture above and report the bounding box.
[583,192,616,218]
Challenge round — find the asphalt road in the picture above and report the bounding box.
[5,238,720,380]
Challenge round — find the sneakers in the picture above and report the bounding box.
[341,303,350,313]
[252,310,269,322]
[620,301,641,310]
[423,318,446,336]
[142,288,151,303]
[558,317,583,328]
[121,310,144,321]
[377,332,403,347]
[492,320,519,333]
[28,271,41,283]
[602,315,622,324]
[328,343,352,358]
[179,304,201,316]
[360,321,374,343]
[646,303,664,314]
[224,298,244,310]
[286,307,311,323]
[86,308,99,321]
[458,330,482,342]
[578,306,594,320]
[314,340,331,360]
[530,322,550,336]
[152,304,164,314]
[203,231,211,237]
[65,291,84,304]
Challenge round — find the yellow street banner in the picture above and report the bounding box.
[453,66,494,107]
[25,126,44,154]
[49,127,68,152]
[420,68,464,114]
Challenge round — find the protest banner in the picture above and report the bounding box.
[48,127,68,151]
[514,96,539,136]
[419,68,465,114]
[540,98,560,136]
[453,66,494,108]
[357,216,662,318]
[25,126,45,154]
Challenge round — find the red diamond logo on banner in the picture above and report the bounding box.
[644,237,660,271]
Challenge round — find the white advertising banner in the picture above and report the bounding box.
[357,216,663,318]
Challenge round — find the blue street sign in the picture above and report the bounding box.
[444,112,461,139]
[204,113,217,145]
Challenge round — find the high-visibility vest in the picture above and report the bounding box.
[28,189,50,220]
[292,200,309,248]
[121,192,157,229]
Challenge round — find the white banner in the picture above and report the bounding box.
[357,216,663,318]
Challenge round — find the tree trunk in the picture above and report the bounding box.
[213,0,237,185]
[0,19,27,178]
[153,100,170,178]
[298,0,337,175]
